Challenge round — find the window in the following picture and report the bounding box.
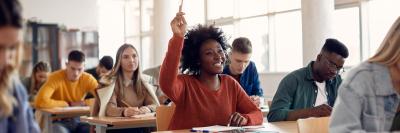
[183,0,205,27]
[274,11,302,72]
[99,0,153,69]
[238,0,268,17]
[333,7,360,67]
[207,0,302,72]
[98,0,125,59]
[238,17,269,71]
[368,0,400,56]
[207,0,233,20]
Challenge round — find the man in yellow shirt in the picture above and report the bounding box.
[35,50,98,133]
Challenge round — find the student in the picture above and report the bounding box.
[267,38,349,122]
[223,37,263,106]
[21,61,50,102]
[86,55,114,80]
[330,17,400,132]
[159,12,263,130]
[143,65,170,105]
[34,50,98,133]
[0,0,40,132]
[92,44,159,133]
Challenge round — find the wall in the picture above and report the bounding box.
[259,73,288,100]
[20,0,98,30]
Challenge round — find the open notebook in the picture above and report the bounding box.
[192,125,264,132]
[131,112,155,118]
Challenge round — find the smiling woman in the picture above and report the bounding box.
[159,12,263,130]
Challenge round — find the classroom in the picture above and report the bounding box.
[0,0,399,133]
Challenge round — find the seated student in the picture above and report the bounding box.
[267,39,349,122]
[0,0,40,132]
[159,12,262,130]
[34,50,98,133]
[92,44,159,133]
[223,37,263,107]
[21,61,50,102]
[143,65,171,105]
[86,55,114,81]
[330,17,400,132]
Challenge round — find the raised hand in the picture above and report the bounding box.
[170,12,187,38]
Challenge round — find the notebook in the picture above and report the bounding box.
[131,112,155,118]
[191,125,264,132]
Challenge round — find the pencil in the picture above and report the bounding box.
[179,0,184,12]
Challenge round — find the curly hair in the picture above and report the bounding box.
[180,25,229,75]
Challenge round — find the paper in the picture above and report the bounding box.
[54,106,90,111]
[192,125,264,132]
[131,112,155,118]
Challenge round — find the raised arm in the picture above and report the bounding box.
[159,12,187,103]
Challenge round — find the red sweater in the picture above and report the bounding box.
[160,36,263,130]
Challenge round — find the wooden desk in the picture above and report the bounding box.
[80,116,156,133]
[152,121,298,133]
[37,106,90,133]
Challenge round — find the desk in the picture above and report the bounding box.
[37,106,90,133]
[80,116,156,133]
[151,121,298,133]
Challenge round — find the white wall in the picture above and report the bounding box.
[259,73,288,100]
[20,0,98,30]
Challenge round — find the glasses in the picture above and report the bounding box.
[323,56,345,75]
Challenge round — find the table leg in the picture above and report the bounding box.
[43,112,53,133]
[95,125,107,133]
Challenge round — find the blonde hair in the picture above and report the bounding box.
[368,17,400,66]
[101,44,147,99]
[0,42,22,117]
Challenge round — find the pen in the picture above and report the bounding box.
[190,129,209,132]
[227,115,233,127]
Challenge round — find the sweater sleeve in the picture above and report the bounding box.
[159,36,185,104]
[234,77,263,125]
[34,77,68,108]
[105,89,126,117]
[267,74,298,122]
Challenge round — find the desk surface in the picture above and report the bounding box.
[38,106,90,116]
[81,116,156,127]
[152,121,298,133]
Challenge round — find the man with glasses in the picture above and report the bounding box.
[267,39,349,122]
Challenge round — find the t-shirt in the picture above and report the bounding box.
[314,81,327,106]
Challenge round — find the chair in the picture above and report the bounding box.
[156,104,176,131]
[297,117,330,133]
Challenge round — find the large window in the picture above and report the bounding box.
[333,7,360,67]
[99,0,153,69]
[99,0,400,72]
[368,0,400,56]
[207,0,302,72]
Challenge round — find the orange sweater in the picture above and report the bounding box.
[160,36,263,130]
